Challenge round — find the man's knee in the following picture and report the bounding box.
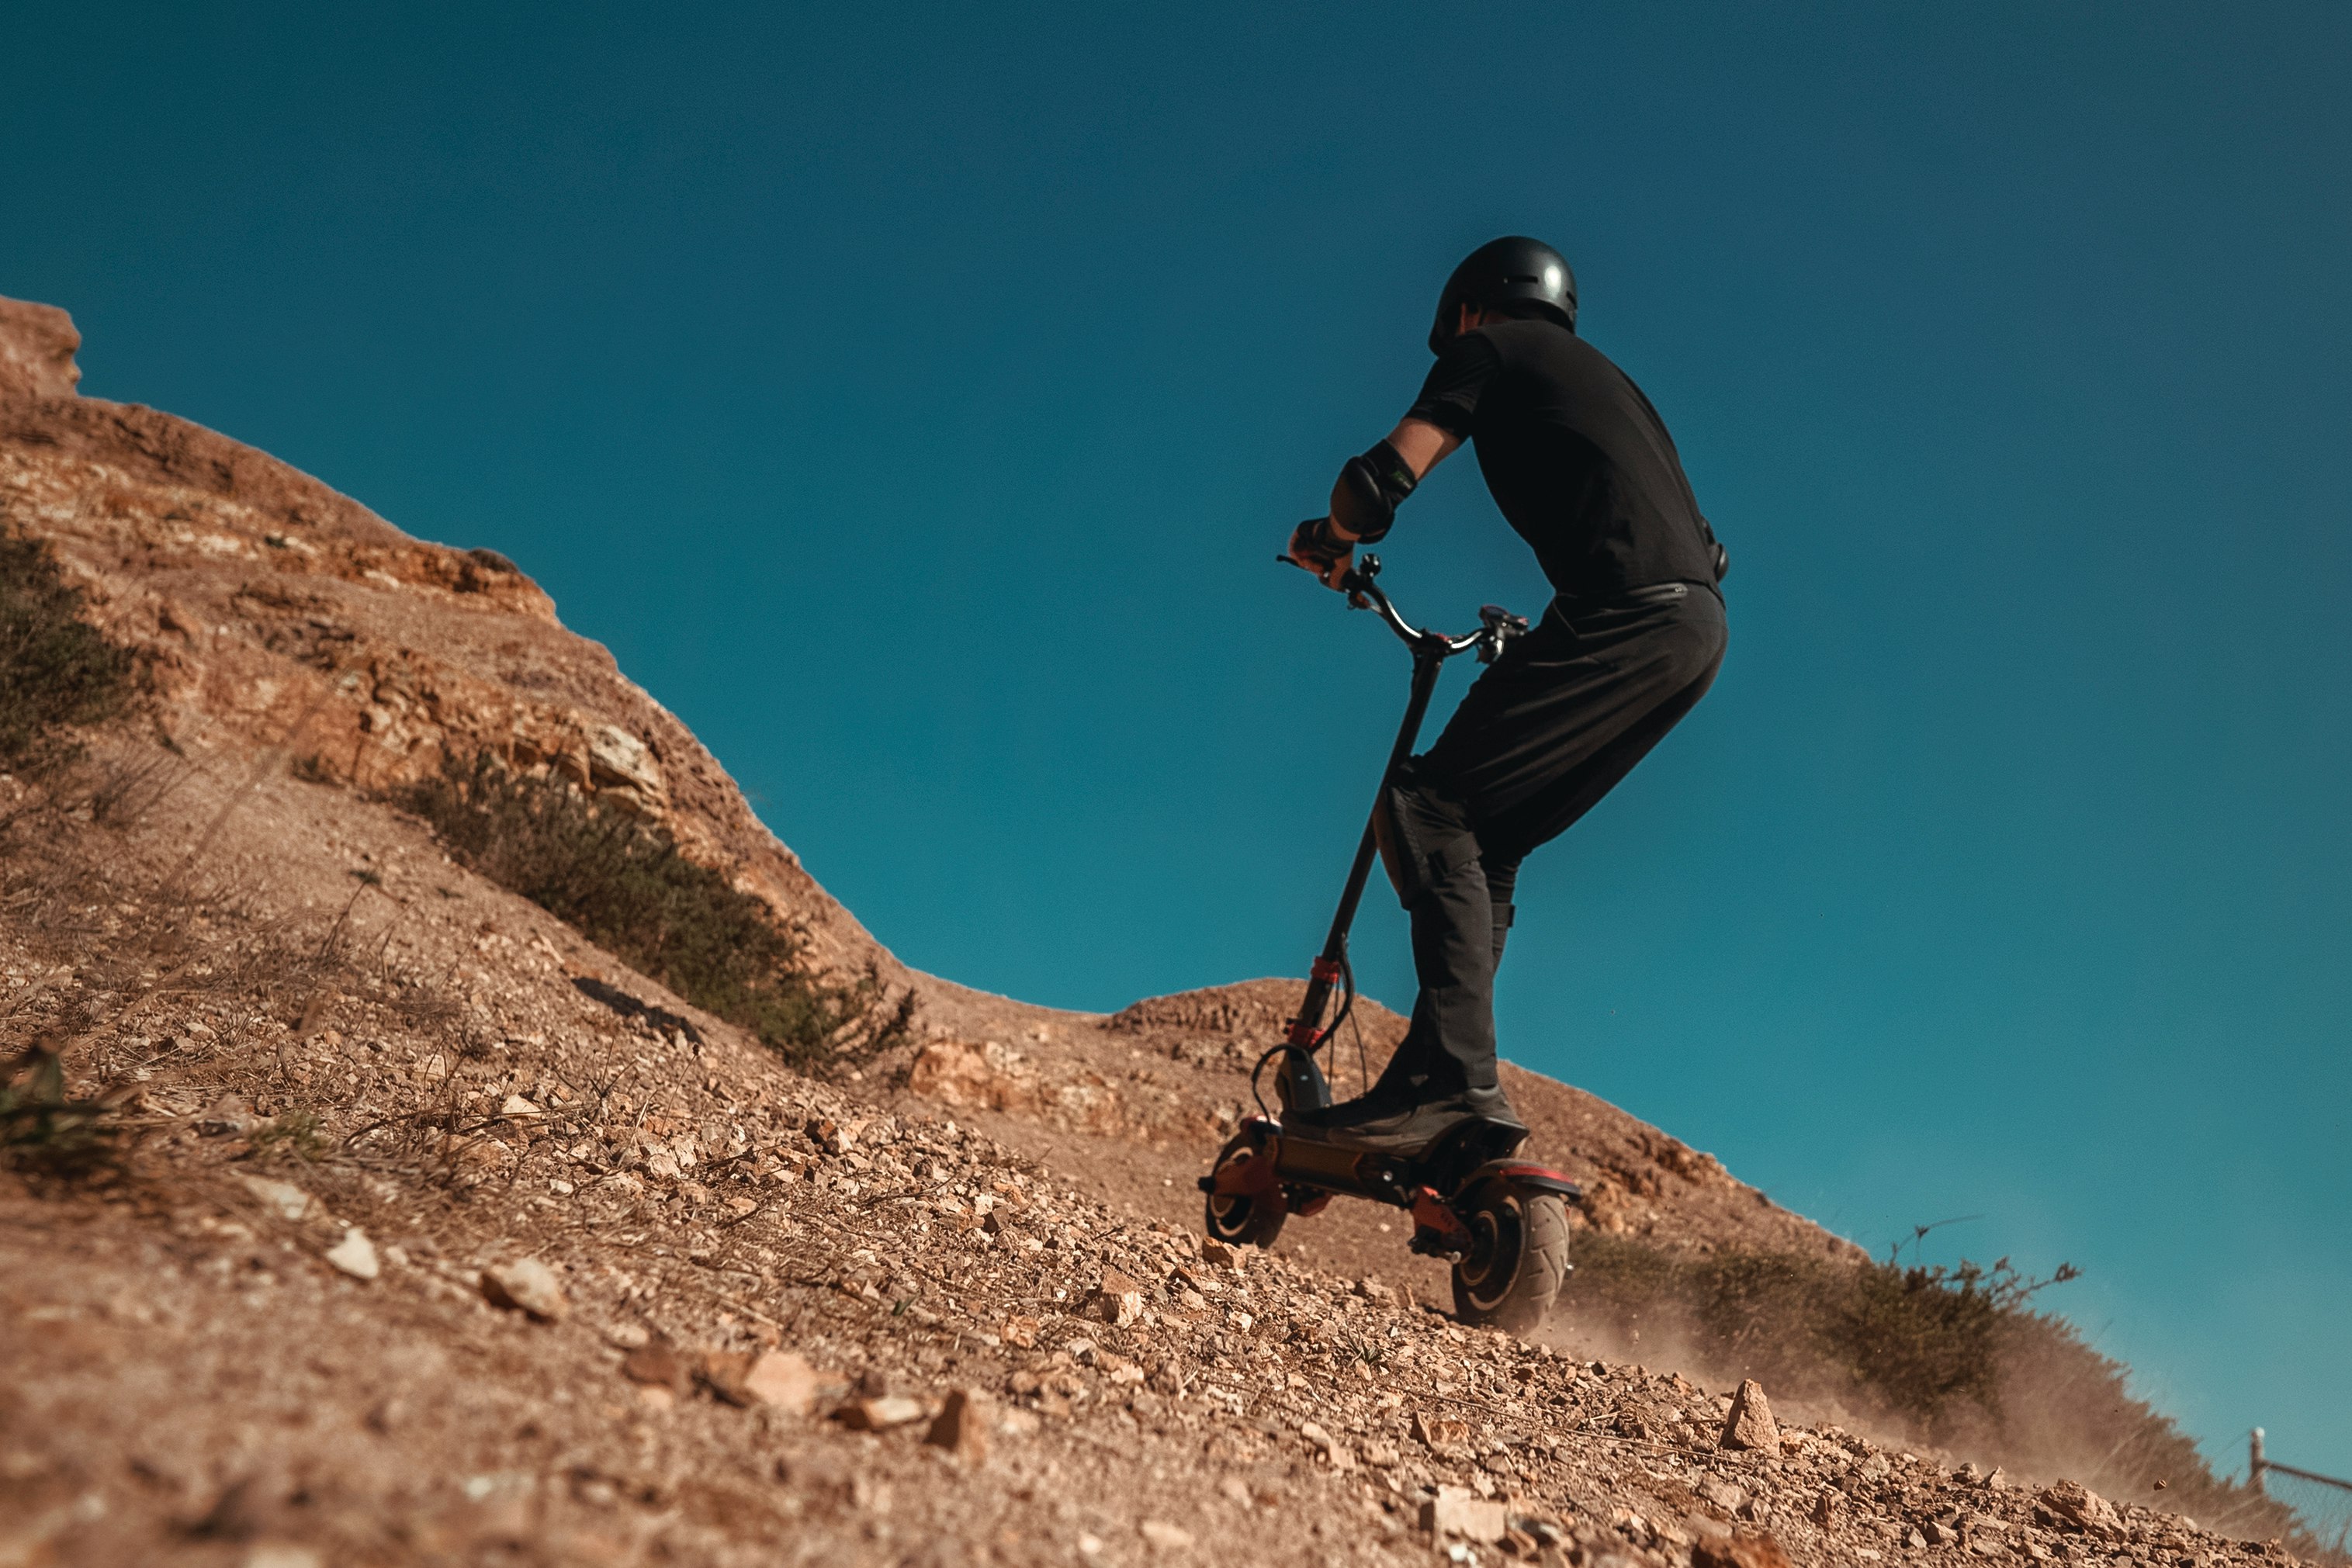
[1373,767,1482,912]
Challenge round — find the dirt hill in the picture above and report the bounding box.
[0,295,2311,1566]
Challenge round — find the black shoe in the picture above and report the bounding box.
[1286,1089,1523,1155]
[1282,1084,1415,1134]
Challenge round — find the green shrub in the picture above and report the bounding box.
[0,1044,116,1177]
[0,529,134,770]
[399,753,909,1072]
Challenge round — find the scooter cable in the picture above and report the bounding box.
[1248,947,1361,1118]
[1247,1044,1283,1119]
[1311,947,1357,1056]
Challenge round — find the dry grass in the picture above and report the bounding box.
[0,524,134,773]
[1561,1229,2316,1549]
[1565,1233,2072,1426]
[395,753,912,1075]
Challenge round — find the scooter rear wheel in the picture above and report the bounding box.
[1202,1134,1287,1250]
[1450,1180,1568,1331]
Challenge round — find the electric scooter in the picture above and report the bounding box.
[1199,553,1578,1331]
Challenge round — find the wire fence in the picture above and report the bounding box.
[2253,1429,2352,1562]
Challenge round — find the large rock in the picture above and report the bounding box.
[904,1038,1131,1134]
[480,1258,568,1322]
[1717,1379,1780,1451]
[1089,1270,1145,1328]
[1421,1486,1508,1543]
[1693,1533,1794,1568]
[742,1351,827,1415]
[0,298,80,400]
[905,1040,1044,1114]
[587,723,667,810]
[1138,1521,1193,1553]
[2035,1480,2121,1535]
[624,1339,687,1392]
[925,1389,990,1463]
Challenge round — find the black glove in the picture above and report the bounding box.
[1288,517,1349,578]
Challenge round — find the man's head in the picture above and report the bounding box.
[1429,237,1578,354]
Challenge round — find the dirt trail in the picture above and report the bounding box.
[0,296,2307,1566]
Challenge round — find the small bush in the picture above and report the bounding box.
[249,1109,328,1162]
[0,528,134,771]
[1564,1231,2075,1429]
[0,1044,117,1178]
[1561,1229,2312,1547]
[399,753,909,1072]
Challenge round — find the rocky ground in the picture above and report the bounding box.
[880,975,1862,1322]
[1,736,2298,1568]
[0,294,2311,1565]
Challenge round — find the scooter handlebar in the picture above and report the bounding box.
[1337,554,1520,663]
[1276,549,1523,662]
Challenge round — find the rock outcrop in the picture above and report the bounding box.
[0,293,884,980]
[0,297,81,399]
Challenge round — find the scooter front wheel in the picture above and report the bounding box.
[1450,1179,1568,1331]
[1202,1133,1287,1250]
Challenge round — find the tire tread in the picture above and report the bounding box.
[1453,1187,1569,1331]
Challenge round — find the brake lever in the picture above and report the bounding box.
[1280,551,1380,608]
[1475,604,1530,665]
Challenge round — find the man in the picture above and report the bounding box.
[1284,236,1729,1153]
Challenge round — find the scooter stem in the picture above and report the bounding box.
[1278,566,1467,1110]
[1277,646,1448,1105]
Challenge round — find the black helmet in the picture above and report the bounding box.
[1429,236,1578,352]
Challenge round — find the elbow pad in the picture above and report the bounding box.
[1329,438,1418,543]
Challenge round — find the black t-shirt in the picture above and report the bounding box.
[1407,320,1721,600]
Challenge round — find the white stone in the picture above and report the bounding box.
[237,1175,314,1223]
[324,1227,379,1281]
[480,1258,567,1321]
[1140,1521,1194,1552]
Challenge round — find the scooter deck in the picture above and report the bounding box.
[1203,1114,1576,1204]
[1274,1114,1533,1202]
[1201,1113,1581,1262]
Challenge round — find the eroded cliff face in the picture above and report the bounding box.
[0,295,887,981]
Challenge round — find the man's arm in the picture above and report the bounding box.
[1287,417,1464,588]
[1373,417,1464,487]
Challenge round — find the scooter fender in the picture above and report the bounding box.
[1206,1120,1284,1199]
[1457,1159,1581,1202]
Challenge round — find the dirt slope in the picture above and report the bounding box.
[881,978,1862,1321]
[0,296,2304,1566]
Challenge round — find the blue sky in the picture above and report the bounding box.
[9,2,2347,1481]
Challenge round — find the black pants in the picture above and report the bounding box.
[1370,581,1727,1103]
